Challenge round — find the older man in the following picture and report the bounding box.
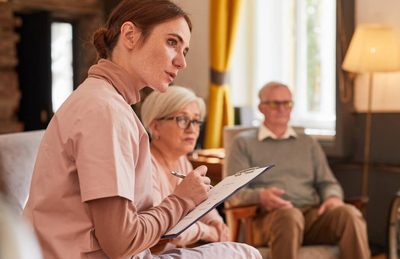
[227,82,370,259]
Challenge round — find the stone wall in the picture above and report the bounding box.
[0,0,103,134]
[0,1,22,133]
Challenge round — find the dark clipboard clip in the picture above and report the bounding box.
[235,166,259,176]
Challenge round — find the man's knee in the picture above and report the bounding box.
[331,204,366,234]
[334,204,363,222]
[270,208,305,235]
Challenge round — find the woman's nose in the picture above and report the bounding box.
[174,53,187,69]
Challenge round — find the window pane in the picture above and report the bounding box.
[229,0,336,134]
[306,0,321,112]
[51,22,73,113]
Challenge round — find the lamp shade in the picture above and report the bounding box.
[342,24,400,73]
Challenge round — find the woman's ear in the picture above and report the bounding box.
[120,21,141,50]
[150,120,160,138]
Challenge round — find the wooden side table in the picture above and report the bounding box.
[187,148,225,185]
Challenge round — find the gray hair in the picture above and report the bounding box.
[141,86,206,136]
[258,81,290,101]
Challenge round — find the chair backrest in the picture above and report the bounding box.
[0,130,45,216]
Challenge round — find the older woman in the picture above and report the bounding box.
[142,86,230,252]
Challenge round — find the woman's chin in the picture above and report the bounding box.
[178,145,196,156]
[149,83,169,93]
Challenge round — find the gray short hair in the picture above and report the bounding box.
[141,86,206,136]
[258,81,290,100]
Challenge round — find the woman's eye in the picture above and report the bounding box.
[168,39,177,47]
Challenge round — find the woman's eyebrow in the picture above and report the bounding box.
[176,112,200,117]
[168,33,190,53]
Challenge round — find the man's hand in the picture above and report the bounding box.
[259,187,293,212]
[318,196,344,216]
[173,165,210,206]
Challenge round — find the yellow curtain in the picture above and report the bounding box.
[204,0,244,149]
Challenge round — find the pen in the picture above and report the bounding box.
[171,171,214,189]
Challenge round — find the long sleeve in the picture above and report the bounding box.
[311,137,344,201]
[171,206,224,246]
[171,221,210,246]
[151,155,224,247]
[226,135,261,206]
[87,194,195,259]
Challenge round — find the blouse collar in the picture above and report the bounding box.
[88,59,140,105]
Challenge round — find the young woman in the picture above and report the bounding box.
[23,1,262,258]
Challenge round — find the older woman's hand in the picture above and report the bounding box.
[209,221,231,242]
[173,165,210,206]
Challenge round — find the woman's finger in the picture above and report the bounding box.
[203,176,211,185]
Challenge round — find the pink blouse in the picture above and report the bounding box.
[151,154,224,250]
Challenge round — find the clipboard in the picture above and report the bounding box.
[162,165,275,238]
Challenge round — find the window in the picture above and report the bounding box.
[51,22,74,113]
[230,0,336,136]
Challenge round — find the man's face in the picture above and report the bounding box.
[258,86,292,128]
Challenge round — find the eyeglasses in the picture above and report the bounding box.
[158,116,204,131]
[260,101,294,109]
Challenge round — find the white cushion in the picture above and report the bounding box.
[0,130,45,216]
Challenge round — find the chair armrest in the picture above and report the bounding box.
[223,204,261,244]
[344,196,369,209]
[223,203,261,219]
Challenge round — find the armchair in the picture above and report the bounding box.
[388,191,400,259]
[0,130,45,258]
[0,130,45,216]
[223,197,369,259]
[222,125,369,259]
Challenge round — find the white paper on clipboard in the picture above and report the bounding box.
[162,165,275,238]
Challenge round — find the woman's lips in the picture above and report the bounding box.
[184,138,195,143]
[166,71,176,82]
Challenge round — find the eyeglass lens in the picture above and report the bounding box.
[176,117,202,130]
[263,101,293,108]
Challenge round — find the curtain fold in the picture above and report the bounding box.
[204,0,244,149]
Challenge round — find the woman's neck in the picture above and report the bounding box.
[150,142,180,172]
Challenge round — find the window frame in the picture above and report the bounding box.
[229,0,355,157]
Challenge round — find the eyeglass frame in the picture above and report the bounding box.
[260,101,294,109]
[157,116,204,131]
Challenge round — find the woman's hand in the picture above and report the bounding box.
[172,165,210,206]
[209,220,231,242]
[206,225,219,242]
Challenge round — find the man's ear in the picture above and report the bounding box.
[258,103,263,113]
[120,21,141,50]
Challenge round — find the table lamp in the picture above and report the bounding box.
[342,24,400,197]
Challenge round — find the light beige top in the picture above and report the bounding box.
[151,154,223,251]
[23,59,194,259]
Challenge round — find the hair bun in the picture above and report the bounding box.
[92,28,108,59]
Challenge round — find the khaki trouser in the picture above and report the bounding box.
[251,204,370,259]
